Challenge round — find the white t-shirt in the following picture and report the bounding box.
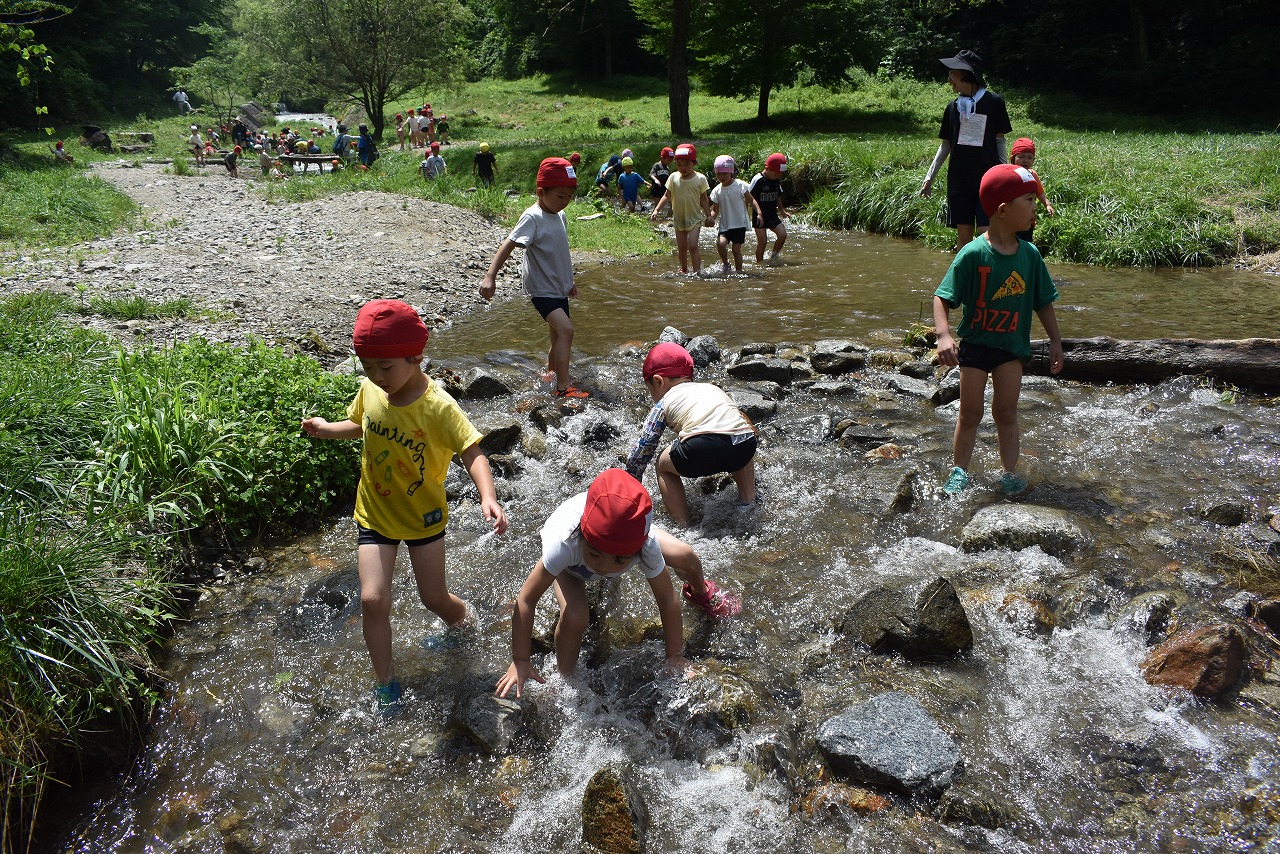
[709,178,753,233]
[540,491,666,580]
[660,382,754,440]
[506,202,574,299]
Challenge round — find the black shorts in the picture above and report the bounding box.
[530,297,570,320]
[945,189,990,229]
[753,212,782,230]
[719,227,747,245]
[357,522,444,548]
[958,340,1020,374]
[669,433,757,479]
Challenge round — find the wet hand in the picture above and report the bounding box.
[663,656,698,679]
[935,332,959,367]
[483,499,509,534]
[496,660,544,699]
[1048,341,1065,375]
[479,277,496,301]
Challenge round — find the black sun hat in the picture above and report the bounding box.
[940,49,984,76]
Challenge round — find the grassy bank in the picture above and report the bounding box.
[4,71,1277,267]
[0,292,361,849]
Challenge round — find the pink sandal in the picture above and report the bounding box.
[682,580,741,618]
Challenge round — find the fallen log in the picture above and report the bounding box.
[1026,337,1280,393]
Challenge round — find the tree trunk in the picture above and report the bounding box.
[1026,337,1280,393]
[756,80,771,122]
[1129,0,1150,69]
[668,0,692,137]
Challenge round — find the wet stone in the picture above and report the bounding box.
[886,373,937,400]
[460,367,513,399]
[658,326,688,346]
[810,339,868,375]
[686,334,721,367]
[581,761,648,854]
[961,504,1090,558]
[835,576,973,659]
[845,462,919,517]
[932,368,961,405]
[278,568,361,640]
[449,687,524,753]
[817,691,962,797]
[477,420,522,456]
[935,780,1020,829]
[727,355,794,384]
[1140,624,1246,697]
[1197,499,1251,526]
[729,388,777,422]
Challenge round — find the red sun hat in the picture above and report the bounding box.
[979,164,1039,217]
[580,469,653,556]
[352,299,429,358]
[765,152,788,173]
[1010,137,1036,158]
[537,157,578,189]
[673,143,697,163]
[660,146,674,158]
[568,151,582,164]
[642,342,695,381]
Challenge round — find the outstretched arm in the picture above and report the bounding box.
[460,443,508,533]
[301,417,362,439]
[647,572,688,673]
[480,238,518,300]
[495,561,556,698]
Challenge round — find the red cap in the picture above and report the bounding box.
[673,143,697,162]
[765,152,787,173]
[430,142,440,150]
[352,300,428,358]
[568,151,582,164]
[661,147,674,158]
[580,469,652,556]
[537,157,578,189]
[642,342,695,380]
[233,145,242,153]
[1010,137,1036,158]
[979,164,1039,217]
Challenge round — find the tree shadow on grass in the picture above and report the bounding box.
[701,104,927,137]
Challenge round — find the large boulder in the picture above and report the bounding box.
[477,420,522,456]
[817,692,962,797]
[1140,624,1246,697]
[727,355,795,384]
[686,335,721,368]
[961,504,1089,558]
[836,576,973,659]
[581,762,648,854]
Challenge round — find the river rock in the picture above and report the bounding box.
[581,761,648,854]
[932,368,961,405]
[477,420,522,456]
[727,355,794,384]
[835,576,973,659]
[934,780,1020,829]
[845,462,919,516]
[1195,498,1251,526]
[686,334,721,367]
[810,339,867,375]
[278,568,361,639]
[899,359,936,380]
[460,367,513,399]
[1140,624,1246,697]
[961,504,1089,557]
[449,689,524,753]
[729,388,776,421]
[816,692,962,797]
[658,326,688,346]
[738,342,775,357]
[1119,591,1183,642]
[886,373,937,400]
[1253,599,1280,635]
[526,400,563,432]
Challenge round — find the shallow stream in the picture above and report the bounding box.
[59,228,1280,853]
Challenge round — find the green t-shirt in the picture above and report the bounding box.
[934,236,1058,362]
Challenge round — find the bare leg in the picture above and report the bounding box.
[357,542,399,683]
[654,529,707,596]
[731,459,756,505]
[771,222,787,257]
[717,233,730,269]
[655,445,690,525]
[405,536,468,627]
[545,308,575,391]
[687,225,703,272]
[952,366,989,471]
[551,574,589,678]
[731,241,745,272]
[754,227,768,263]
[675,229,691,273]
[956,223,975,250]
[989,359,1024,473]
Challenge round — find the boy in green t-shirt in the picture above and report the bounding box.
[933,164,1065,497]
[302,300,508,716]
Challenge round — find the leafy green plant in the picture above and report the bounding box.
[86,295,195,320]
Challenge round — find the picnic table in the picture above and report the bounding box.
[279,153,343,173]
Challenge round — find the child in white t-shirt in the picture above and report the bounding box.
[709,154,763,273]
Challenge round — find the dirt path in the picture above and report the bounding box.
[0,162,542,362]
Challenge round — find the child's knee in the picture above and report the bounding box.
[556,605,589,639]
[360,590,392,620]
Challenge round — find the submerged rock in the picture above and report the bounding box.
[460,367,513,399]
[581,761,648,854]
[1140,624,1246,697]
[935,780,1020,829]
[449,688,524,753]
[278,568,361,640]
[477,419,522,455]
[844,462,919,517]
[961,504,1089,557]
[836,576,973,659]
[816,691,962,797]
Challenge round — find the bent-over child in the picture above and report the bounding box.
[494,469,741,699]
[301,299,508,715]
[480,157,589,399]
[709,155,763,273]
[650,143,713,274]
[933,164,1064,497]
[624,342,758,528]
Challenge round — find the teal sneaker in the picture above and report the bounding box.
[943,466,970,496]
[421,602,478,652]
[1000,472,1028,496]
[372,678,403,719]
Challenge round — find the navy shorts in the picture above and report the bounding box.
[945,189,991,229]
[720,227,747,245]
[357,522,444,548]
[958,340,1020,374]
[753,212,783,230]
[530,297,570,320]
[670,433,757,479]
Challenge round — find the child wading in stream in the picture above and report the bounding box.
[302,300,508,717]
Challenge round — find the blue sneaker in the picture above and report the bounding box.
[372,678,403,719]
[1000,472,1028,496]
[943,467,970,496]
[421,601,478,652]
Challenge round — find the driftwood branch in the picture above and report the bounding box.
[1026,337,1280,393]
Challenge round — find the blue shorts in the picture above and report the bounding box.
[531,297,570,320]
[670,433,757,478]
[357,523,444,548]
[958,340,1019,373]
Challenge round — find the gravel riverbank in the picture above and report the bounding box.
[1,161,564,363]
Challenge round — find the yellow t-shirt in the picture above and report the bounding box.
[347,378,483,541]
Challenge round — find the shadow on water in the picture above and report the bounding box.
[57,228,1280,853]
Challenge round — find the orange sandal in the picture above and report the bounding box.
[556,385,590,399]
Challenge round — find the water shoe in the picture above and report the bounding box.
[1000,472,1028,496]
[943,467,970,495]
[372,678,403,719]
[682,580,742,618]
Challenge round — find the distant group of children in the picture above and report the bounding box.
[298,47,1065,717]
[395,104,450,150]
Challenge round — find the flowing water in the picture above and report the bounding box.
[58,228,1280,853]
